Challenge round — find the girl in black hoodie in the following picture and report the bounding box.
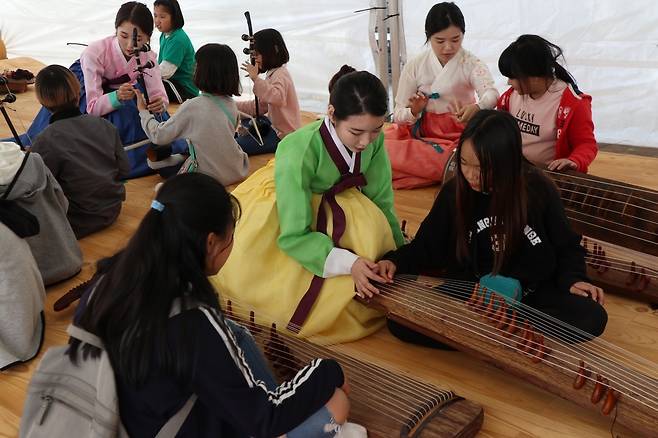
[374,110,607,346]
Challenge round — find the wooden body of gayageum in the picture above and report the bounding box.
[363,275,658,437]
[224,303,484,438]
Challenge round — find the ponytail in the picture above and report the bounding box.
[68,173,241,385]
[553,62,580,94]
[498,34,580,94]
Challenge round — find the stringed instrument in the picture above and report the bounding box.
[443,153,658,303]
[361,274,658,437]
[240,11,271,146]
[224,299,484,438]
[545,167,658,302]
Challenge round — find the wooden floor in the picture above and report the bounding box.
[2,57,658,437]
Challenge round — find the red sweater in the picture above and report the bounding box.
[497,85,597,173]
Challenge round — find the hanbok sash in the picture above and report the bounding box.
[287,122,366,332]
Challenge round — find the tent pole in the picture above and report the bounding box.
[388,0,401,102]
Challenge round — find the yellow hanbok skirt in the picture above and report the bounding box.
[210,160,397,344]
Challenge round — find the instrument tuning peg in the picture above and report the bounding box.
[243,47,252,55]
[241,34,251,41]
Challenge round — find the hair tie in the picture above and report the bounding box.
[151,200,165,212]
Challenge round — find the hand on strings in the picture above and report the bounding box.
[569,281,605,305]
[408,92,429,117]
[147,95,166,114]
[351,257,388,298]
[117,83,136,101]
[376,260,397,282]
[454,103,480,124]
[240,61,260,81]
[134,89,147,111]
[547,158,577,171]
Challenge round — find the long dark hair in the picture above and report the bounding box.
[329,70,388,120]
[425,2,465,40]
[498,34,580,94]
[455,110,527,274]
[68,173,241,385]
[115,2,154,37]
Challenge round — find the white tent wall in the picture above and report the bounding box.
[1,0,657,147]
[0,0,375,113]
[398,0,658,148]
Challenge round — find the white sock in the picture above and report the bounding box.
[147,153,186,170]
[334,422,367,438]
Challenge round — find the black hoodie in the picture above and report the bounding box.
[384,169,588,295]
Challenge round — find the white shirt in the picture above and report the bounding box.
[159,33,178,79]
[393,48,499,124]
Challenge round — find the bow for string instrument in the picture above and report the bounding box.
[240,11,271,147]
[359,274,658,437]
[223,298,484,438]
[443,153,658,304]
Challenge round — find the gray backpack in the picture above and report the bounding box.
[19,323,197,437]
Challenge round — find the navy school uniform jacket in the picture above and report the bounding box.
[73,290,344,437]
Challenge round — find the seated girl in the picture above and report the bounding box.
[22,1,187,178]
[30,65,130,238]
[0,141,82,285]
[237,28,301,155]
[70,173,361,437]
[153,0,199,102]
[138,43,249,186]
[497,34,597,172]
[0,204,45,370]
[385,2,498,189]
[213,68,405,343]
[374,110,607,346]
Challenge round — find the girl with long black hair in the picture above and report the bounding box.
[70,173,357,437]
[373,110,607,346]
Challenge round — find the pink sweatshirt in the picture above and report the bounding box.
[237,65,301,138]
[80,36,168,116]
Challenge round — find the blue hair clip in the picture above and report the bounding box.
[151,200,165,212]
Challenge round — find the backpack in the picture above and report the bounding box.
[20,322,197,437]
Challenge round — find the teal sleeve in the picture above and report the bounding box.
[108,90,122,109]
[361,133,405,247]
[160,32,185,67]
[275,138,334,277]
